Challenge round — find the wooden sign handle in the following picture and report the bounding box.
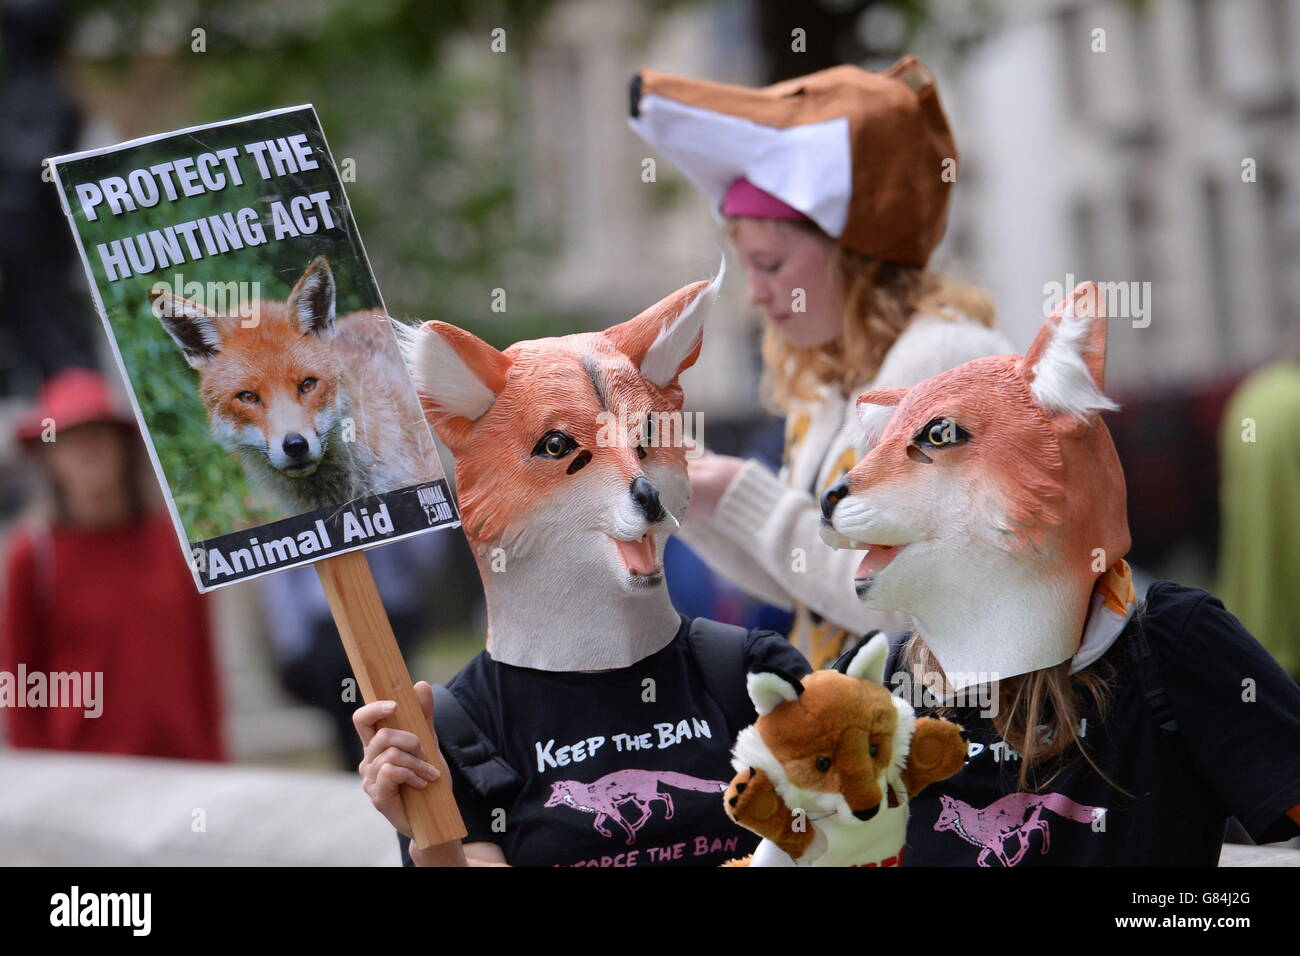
[316,549,467,849]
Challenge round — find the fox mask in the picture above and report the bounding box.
[821,283,1132,689]
[403,265,722,671]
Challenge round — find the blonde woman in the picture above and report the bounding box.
[631,57,1011,668]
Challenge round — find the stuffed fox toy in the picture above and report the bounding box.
[723,632,967,866]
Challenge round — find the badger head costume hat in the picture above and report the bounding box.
[629,56,957,266]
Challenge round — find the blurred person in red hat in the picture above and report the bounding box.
[0,367,226,760]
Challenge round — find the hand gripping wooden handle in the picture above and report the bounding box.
[316,549,467,848]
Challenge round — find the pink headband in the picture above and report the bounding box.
[721,177,810,222]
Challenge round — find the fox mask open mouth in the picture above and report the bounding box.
[613,532,663,584]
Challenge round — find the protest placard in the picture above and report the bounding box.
[47,105,465,848]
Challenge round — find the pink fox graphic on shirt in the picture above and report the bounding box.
[545,770,727,845]
[934,792,1106,867]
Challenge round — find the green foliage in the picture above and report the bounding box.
[67,0,572,342]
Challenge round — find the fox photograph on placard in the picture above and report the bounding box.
[46,106,458,591]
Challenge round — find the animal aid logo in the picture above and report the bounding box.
[45,105,461,592]
[416,483,454,525]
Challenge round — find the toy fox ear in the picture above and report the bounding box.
[1023,282,1117,424]
[404,320,512,447]
[287,256,337,338]
[747,665,804,717]
[607,257,725,388]
[149,288,222,368]
[838,631,889,685]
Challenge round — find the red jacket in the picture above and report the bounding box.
[1,511,226,761]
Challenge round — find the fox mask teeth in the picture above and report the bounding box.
[854,545,900,580]
[613,533,659,576]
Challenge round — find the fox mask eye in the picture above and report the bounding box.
[916,417,969,448]
[236,391,259,405]
[907,417,970,462]
[533,430,578,460]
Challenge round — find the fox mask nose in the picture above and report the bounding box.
[282,433,310,459]
[822,479,849,520]
[630,476,665,523]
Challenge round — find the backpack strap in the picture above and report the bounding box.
[685,616,755,734]
[431,683,525,803]
[1125,600,1180,735]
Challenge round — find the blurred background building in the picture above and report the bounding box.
[0,0,1295,862]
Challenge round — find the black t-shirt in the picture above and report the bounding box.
[428,616,811,867]
[865,582,1300,866]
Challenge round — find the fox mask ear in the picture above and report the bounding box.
[836,631,890,685]
[855,386,910,448]
[405,320,512,449]
[149,288,222,368]
[606,257,724,388]
[856,386,910,411]
[747,665,804,717]
[1023,282,1117,427]
[286,256,337,338]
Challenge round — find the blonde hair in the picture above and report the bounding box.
[728,218,995,413]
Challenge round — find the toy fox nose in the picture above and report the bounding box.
[822,480,849,520]
[630,476,665,523]
[283,433,309,459]
[852,803,881,822]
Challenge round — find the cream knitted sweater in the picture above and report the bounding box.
[679,314,1013,668]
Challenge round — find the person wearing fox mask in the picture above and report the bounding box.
[353,268,818,867]
[628,56,1011,670]
[820,284,1300,866]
